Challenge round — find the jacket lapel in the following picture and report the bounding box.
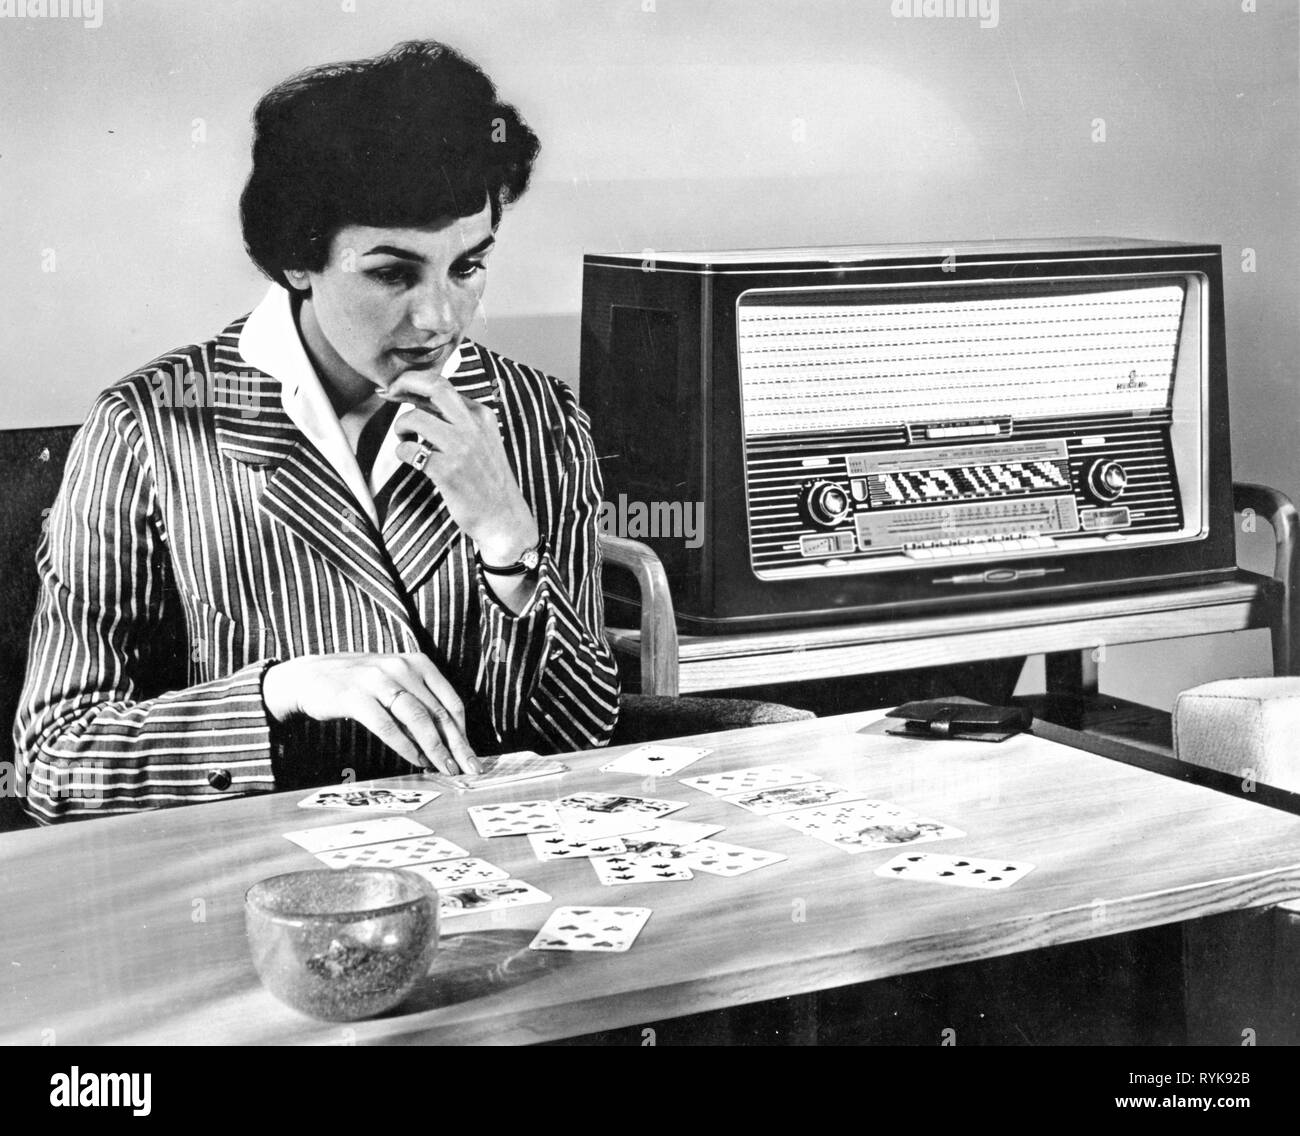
[210,331,417,631]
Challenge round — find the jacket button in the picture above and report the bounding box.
[207,769,232,791]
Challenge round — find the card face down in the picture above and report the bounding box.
[442,752,567,790]
[529,906,653,952]
[874,852,1036,889]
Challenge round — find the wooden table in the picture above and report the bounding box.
[3,709,1299,1046]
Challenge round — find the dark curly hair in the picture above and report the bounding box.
[240,40,540,287]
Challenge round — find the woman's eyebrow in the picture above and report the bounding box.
[458,235,496,258]
[363,244,424,261]
[361,235,495,261]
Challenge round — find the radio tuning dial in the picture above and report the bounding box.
[802,480,852,528]
[1087,459,1129,503]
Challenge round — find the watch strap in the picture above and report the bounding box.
[476,538,544,576]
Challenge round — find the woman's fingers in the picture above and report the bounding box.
[395,438,438,474]
[382,661,480,775]
[383,689,464,775]
[406,654,467,734]
[347,692,431,772]
[421,703,479,776]
[384,372,468,421]
[277,653,481,776]
[394,409,455,476]
[395,407,457,451]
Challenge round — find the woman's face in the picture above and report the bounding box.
[290,201,494,398]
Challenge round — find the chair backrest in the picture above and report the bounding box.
[0,425,79,831]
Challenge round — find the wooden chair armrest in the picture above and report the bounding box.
[599,534,680,696]
[1234,481,1300,675]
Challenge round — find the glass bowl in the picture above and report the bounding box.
[245,868,440,1021]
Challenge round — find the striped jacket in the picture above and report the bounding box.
[15,307,620,822]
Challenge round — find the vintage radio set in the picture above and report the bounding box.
[579,238,1236,633]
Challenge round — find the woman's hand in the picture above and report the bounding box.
[382,372,539,567]
[261,652,480,776]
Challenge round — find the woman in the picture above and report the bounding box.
[14,40,620,821]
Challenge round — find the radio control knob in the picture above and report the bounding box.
[1087,459,1128,503]
[802,480,852,528]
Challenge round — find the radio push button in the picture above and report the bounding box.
[801,480,853,528]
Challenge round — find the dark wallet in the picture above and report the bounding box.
[883,699,1033,743]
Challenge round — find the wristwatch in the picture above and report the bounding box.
[476,537,545,576]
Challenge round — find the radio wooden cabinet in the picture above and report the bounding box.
[581,239,1236,636]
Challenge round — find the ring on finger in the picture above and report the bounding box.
[384,688,410,713]
[408,439,434,471]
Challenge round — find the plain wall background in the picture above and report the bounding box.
[1,0,1295,708]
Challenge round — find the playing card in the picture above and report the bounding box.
[618,839,692,858]
[777,798,912,835]
[676,840,789,877]
[590,853,694,885]
[529,906,653,952]
[466,800,562,838]
[439,879,552,918]
[550,794,682,840]
[678,765,822,797]
[296,786,440,811]
[313,835,469,869]
[599,744,712,778]
[441,752,567,791]
[839,816,967,853]
[776,799,965,854]
[621,818,724,846]
[875,852,1036,890]
[555,792,688,821]
[723,779,867,815]
[283,816,433,854]
[526,833,629,861]
[404,857,509,889]
[556,810,654,840]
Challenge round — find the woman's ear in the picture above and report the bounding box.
[284,269,311,293]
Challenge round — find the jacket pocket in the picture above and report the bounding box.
[186,596,276,682]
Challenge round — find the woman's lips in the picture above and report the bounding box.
[391,345,444,369]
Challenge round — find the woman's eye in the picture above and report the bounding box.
[452,260,486,280]
[368,267,415,287]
